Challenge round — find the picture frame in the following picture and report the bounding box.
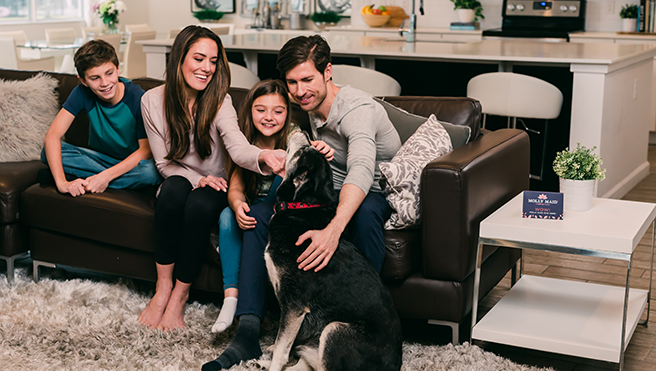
[191,0,235,14]
[315,0,351,16]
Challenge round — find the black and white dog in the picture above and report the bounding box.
[262,132,403,371]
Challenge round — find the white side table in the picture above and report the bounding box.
[472,193,656,370]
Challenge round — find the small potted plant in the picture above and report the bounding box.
[553,143,606,211]
[620,4,639,32]
[450,0,485,23]
[310,11,342,31]
[193,9,224,23]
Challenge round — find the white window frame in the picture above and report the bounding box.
[0,0,86,24]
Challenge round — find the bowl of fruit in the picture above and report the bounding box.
[361,5,391,27]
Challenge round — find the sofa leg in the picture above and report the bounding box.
[427,319,460,344]
[32,260,57,282]
[1,252,29,283]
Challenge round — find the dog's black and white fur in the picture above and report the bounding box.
[262,132,403,371]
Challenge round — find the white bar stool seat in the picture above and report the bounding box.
[467,72,563,181]
[331,64,401,96]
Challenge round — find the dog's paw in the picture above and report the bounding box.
[255,359,271,370]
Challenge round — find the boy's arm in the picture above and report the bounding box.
[44,108,87,197]
[84,138,153,193]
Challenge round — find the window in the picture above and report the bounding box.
[0,0,82,23]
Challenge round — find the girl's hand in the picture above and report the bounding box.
[235,202,257,230]
[197,175,228,192]
[311,140,335,162]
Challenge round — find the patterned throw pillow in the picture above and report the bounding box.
[379,114,453,230]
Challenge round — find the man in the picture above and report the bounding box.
[202,35,401,371]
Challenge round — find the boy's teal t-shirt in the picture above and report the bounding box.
[62,78,146,160]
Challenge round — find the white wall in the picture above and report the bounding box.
[0,0,643,39]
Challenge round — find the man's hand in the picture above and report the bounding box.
[57,178,88,197]
[296,223,340,272]
[311,140,335,162]
[84,173,111,193]
[197,175,228,192]
[261,149,286,177]
[235,201,257,230]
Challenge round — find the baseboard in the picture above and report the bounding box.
[600,161,650,199]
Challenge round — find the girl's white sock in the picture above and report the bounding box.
[211,296,238,333]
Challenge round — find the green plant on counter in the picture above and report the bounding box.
[193,9,224,22]
[450,0,485,21]
[553,143,606,181]
[310,11,342,24]
[620,4,638,19]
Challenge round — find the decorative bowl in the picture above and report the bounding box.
[362,14,391,27]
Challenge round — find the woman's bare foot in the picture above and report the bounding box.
[157,282,190,331]
[138,280,173,329]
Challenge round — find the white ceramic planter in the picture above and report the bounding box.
[457,9,475,23]
[622,18,637,32]
[559,178,595,211]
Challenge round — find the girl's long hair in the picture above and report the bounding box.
[163,25,231,160]
[228,79,292,202]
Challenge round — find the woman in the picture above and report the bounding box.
[138,25,284,331]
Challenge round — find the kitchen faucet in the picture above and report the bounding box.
[399,0,424,42]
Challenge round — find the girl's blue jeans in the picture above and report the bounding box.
[218,175,282,291]
[41,142,162,189]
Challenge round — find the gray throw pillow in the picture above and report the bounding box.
[374,97,471,149]
[379,114,453,230]
[0,73,59,162]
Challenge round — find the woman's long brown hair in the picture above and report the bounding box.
[163,25,231,160]
[228,79,292,202]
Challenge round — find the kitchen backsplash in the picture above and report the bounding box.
[349,0,639,32]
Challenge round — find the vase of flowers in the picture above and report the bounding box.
[553,143,606,211]
[93,0,127,34]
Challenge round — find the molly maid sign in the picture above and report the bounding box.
[522,191,564,220]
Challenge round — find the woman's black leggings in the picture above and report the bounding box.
[153,175,228,284]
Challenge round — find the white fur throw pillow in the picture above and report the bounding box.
[0,73,59,162]
[380,114,453,230]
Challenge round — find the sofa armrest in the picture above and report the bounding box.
[0,160,47,223]
[420,128,530,281]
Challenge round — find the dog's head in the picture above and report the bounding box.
[276,131,337,205]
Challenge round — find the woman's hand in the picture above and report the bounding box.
[260,149,287,177]
[311,140,335,162]
[235,201,257,230]
[197,175,228,192]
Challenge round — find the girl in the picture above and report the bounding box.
[138,26,285,332]
[211,79,334,333]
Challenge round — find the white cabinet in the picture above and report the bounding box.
[570,32,656,132]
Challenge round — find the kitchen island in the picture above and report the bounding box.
[139,34,656,199]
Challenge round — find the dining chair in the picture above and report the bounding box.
[125,23,151,33]
[93,33,122,55]
[121,30,156,79]
[169,29,181,39]
[45,28,77,44]
[467,72,563,181]
[330,64,402,96]
[209,25,232,35]
[82,26,103,39]
[228,62,260,89]
[0,37,55,71]
[0,30,28,46]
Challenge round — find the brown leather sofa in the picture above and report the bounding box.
[1,68,529,344]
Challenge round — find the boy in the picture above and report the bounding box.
[42,39,160,197]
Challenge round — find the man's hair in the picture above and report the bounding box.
[74,39,119,79]
[276,35,331,79]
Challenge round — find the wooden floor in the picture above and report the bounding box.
[474,145,656,371]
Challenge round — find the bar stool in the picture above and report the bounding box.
[467,72,563,181]
[228,62,260,89]
[331,64,402,96]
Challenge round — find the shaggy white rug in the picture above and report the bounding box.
[0,269,554,371]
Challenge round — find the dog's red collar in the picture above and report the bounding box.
[274,202,331,213]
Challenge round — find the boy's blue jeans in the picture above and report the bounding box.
[218,176,282,291]
[41,142,162,189]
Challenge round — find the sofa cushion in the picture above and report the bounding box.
[380,114,453,230]
[375,97,470,148]
[0,73,59,162]
[0,160,46,224]
[20,184,156,252]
